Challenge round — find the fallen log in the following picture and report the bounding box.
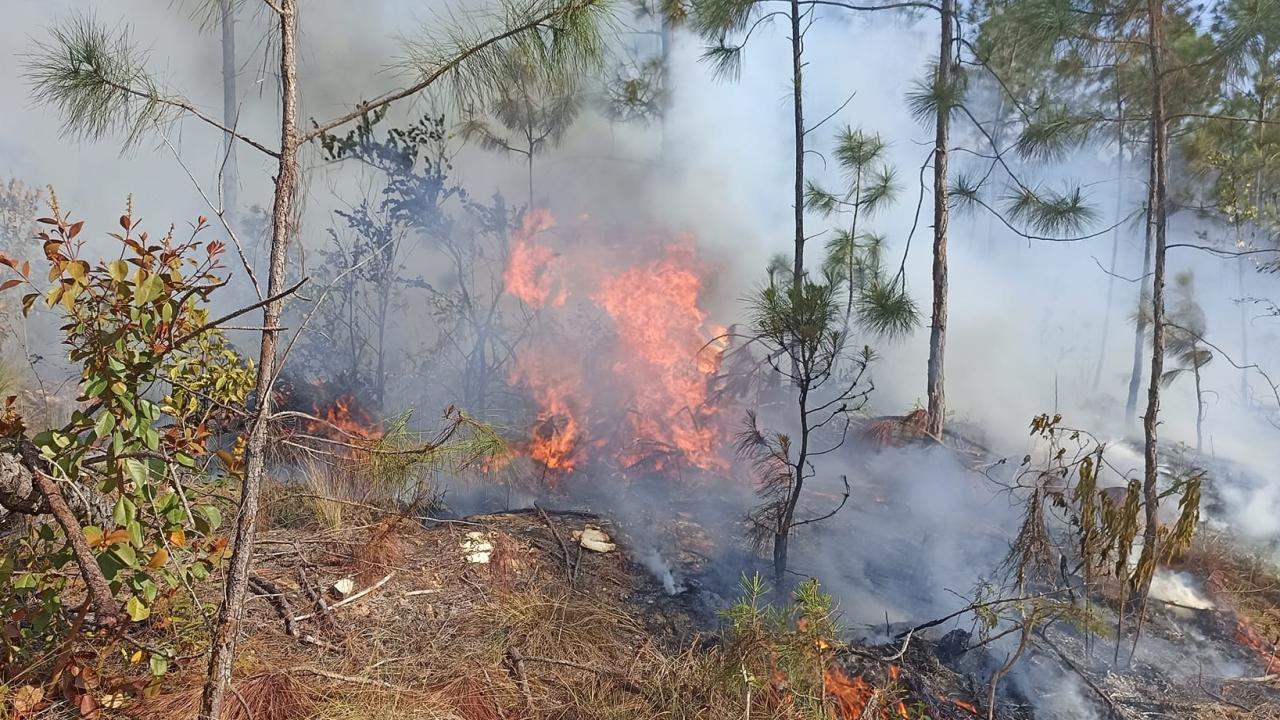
[0,440,121,627]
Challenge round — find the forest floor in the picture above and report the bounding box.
[77,499,1274,720]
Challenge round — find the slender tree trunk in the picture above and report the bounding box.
[1125,129,1157,425]
[783,0,803,292]
[659,14,673,163]
[220,0,238,229]
[200,2,299,717]
[1093,91,1125,392]
[1193,345,1203,453]
[775,382,810,583]
[1136,0,1168,614]
[787,0,805,385]
[1238,257,1249,403]
[789,0,804,290]
[846,176,862,319]
[925,0,954,439]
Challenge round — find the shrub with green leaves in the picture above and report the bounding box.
[719,574,841,718]
[0,200,252,675]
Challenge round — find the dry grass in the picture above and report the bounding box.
[1178,530,1280,656]
[135,671,318,720]
[188,508,752,720]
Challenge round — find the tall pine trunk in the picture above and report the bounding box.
[220,0,238,228]
[1238,258,1248,403]
[925,0,953,439]
[1135,0,1168,617]
[1125,129,1156,426]
[789,0,804,292]
[1093,90,1125,392]
[1193,345,1203,454]
[200,1,299,717]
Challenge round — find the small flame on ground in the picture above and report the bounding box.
[1235,615,1279,669]
[825,666,910,720]
[950,698,979,714]
[304,394,382,442]
[826,667,873,719]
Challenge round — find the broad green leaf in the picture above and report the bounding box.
[197,505,221,532]
[123,458,148,486]
[148,654,168,676]
[126,596,150,622]
[108,259,129,283]
[93,412,116,440]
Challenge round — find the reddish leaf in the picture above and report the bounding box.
[0,279,23,292]
[67,220,84,239]
[35,217,57,225]
[21,260,30,278]
[119,214,131,231]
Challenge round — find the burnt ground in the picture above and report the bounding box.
[90,500,1280,720]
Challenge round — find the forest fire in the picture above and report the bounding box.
[505,209,564,308]
[275,379,384,444]
[1234,614,1279,669]
[825,666,909,720]
[306,394,382,441]
[504,210,729,480]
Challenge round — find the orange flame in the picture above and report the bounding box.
[508,349,584,479]
[826,667,873,719]
[503,212,729,480]
[305,394,382,442]
[505,209,564,309]
[950,698,979,714]
[887,665,908,719]
[595,239,727,471]
[1235,615,1278,669]
[825,666,912,720]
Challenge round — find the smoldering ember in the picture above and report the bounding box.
[2,2,1280,720]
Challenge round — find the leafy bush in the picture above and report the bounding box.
[0,200,253,680]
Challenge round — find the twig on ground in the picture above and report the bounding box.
[1037,630,1123,719]
[506,647,536,718]
[515,650,643,692]
[535,503,574,585]
[289,666,404,690]
[292,572,394,622]
[248,574,296,637]
[299,634,342,653]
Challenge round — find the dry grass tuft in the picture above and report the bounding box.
[135,671,318,720]
[350,517,407,583]
[1178,530,1280,655]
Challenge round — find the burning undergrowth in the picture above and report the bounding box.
[502,209,731,484]
[244,208,1280,720]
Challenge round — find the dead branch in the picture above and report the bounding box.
[513,649,643,693]
[535,503,574,586]
[292,572,394,622]
[1037,630,1123,719]
[248,574,296,637]
[29,468,120,627]
[505,647,536,718]
[288,666,404,690]
[894,589,1070,639]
